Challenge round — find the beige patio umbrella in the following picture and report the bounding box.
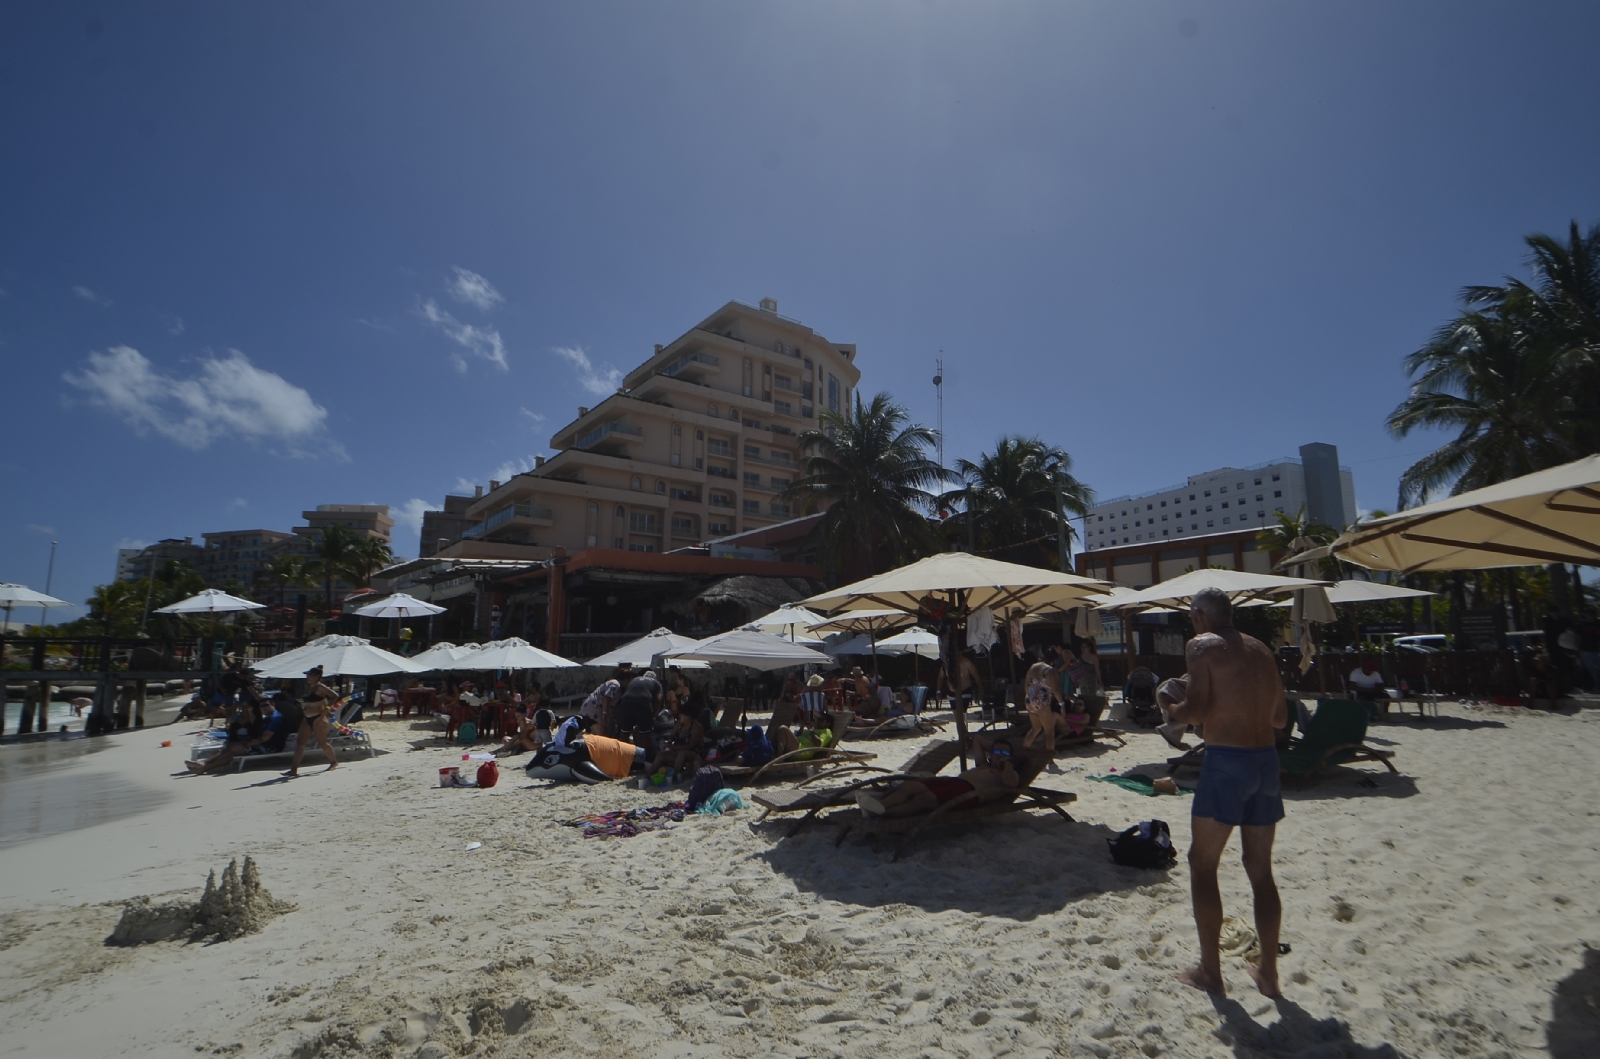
[749,604,831,642]
[1263,580,1435,606]
[1092,568,1333,612]
[1330,454,1600,573]
[802,551,1113,616]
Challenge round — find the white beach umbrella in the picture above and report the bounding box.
[252,635,423,679]
[408,641,476,670]
[1331,454,1600,573]
[353,593,447,619]
[1094,568,1333,612]
[804,551,1113,616]
[584,627,706,668]
[470,637,579,671]
[876,625,943,659]
[0,582,72,629]
[666,628,831,672]
[749,605,832,641]
[1264,580,1436,607]
[825,632,880,656]
[154,588,266,615]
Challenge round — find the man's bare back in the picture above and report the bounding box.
[1169,627,1285,748]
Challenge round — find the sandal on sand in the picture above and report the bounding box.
[855,792,887,816]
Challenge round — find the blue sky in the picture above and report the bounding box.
[3,2,1597,615]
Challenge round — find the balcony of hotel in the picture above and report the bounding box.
[463,501,555,539]
[659,349,721,383]
[574,419,644,456]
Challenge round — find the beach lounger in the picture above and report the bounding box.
[1278,698,1397,777]
[821,746,1076,860]
[751,739,963,830]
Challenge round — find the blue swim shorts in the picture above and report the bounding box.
[1192,745,1284,827]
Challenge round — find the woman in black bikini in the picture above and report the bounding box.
[287,665,340,777]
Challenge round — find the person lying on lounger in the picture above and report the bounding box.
[855,737,1020,818]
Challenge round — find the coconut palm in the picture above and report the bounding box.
[262,554,306,607]
[782,391,952,574]
[303,525,361,611]
[342,536,396,588]
[939,436,1092,567]
[1387,312,1578,508]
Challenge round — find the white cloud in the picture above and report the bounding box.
[27,523,56,535]
[420,299,508,371]
[552,344,621,397]
[520,407,546,426]
[447,267,503,311]
[63,345,337,455]
[74,285,112,307]
[115,537,152,552]
[230,497,248,509]
[452,455,543,495]
[162,314,185,336]
[394,498,441,537]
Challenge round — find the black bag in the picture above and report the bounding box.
[1108,818,1178,869]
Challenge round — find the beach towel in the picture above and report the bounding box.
[563,803,685,838]
[581,734,640,780]
[693,789,745,816]
[1089,772,1193,796]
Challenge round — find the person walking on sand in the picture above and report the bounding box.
[286,665,340,777]
[1166,587,1287,998]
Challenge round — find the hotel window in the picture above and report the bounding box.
[1192,523,1199,530]
[1220,486,1227,493]
[1271,474,1280,482]
[631,476,642,490]
[729,406,738,420]
[1255,494,1263,501]
[1223,517,1231,524]
[1221,502,1229,509]
[744,445,760,458]
[1204,491,1211,497]
[614,505,625,518]
[1257,511,1266,518]
[1274,490,1282,498]
[1236,482,1244,490]
[613,537,624,548]
[744,472,762,487]
[1134,521,1140,527]
[743,499,761,514]
[695,429,704,440]
[1160,501,1166,507]
[672,424,681,436]
[771,476,789,490]
[709,521,730,535]
[1206,520,1214,528]
[1205,505,1212,512]
[1188,494,1195,501]
[827,374,840,412]
[656,480,666,493]
[1254,478,1262,486]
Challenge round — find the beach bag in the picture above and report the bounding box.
[684,766,725,812]
[1108,819,1177,869]
[476,759,499,789]
[456,722,477,745]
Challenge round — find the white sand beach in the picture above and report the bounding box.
[2,701,1597,1059]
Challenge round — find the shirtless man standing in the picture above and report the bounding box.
[1168,587,1287,998]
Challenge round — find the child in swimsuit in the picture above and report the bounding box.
[1021,662,1057,753]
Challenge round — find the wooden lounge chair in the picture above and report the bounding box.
[820,745,1077,860]
[1278,698,1397,777]
[750,739,962,827]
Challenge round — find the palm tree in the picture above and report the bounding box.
[262,554,305,607]
[939,436,1092,567]
[782,391,952,575]
[342,536,396,589]
[303,525,360,611]
[1387,312,1577,508]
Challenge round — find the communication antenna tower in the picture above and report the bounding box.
[933,355,945,472]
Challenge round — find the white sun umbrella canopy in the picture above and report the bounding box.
[825,632,880,657]
[408,641,482,671]
[1264,580,1436,607]
[1095,568,1333,612]
[666,627,831,671]
[585,628,707,668]
[804,551,1114,616]
[876,625,943,659]
[1331,453,1600,573]
[0,582,72,628]
[154,588,266,615]
[750,604,832,640]
[469,637,579,670]
[252,635,423,679]
[353,593,447,619]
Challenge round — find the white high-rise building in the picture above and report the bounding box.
[1081,444,1356,553]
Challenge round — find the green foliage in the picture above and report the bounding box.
[1390,220,1600,508]
[783,391,953,575]
[938,435,1092,568]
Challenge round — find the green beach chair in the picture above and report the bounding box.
[1278,698,1397,777]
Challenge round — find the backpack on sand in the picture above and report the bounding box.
[1109,819,1178,869]
[476,759,499,788]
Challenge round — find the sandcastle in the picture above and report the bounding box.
[109,856,295,945]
